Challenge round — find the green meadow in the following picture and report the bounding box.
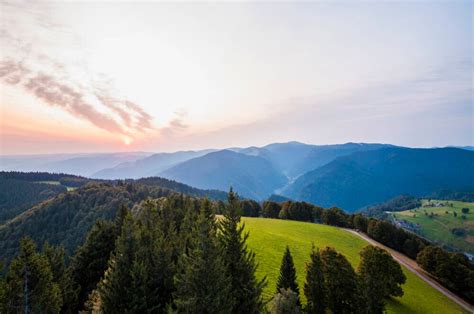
[392,200,474,253]
[242,217,467,314]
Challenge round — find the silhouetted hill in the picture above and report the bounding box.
[283,147,474,212]
[286,143,392,179]
[91,150,214,179]
[0,152,151,177]
[160,150,288,199]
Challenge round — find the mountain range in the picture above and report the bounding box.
[1,142,473,211]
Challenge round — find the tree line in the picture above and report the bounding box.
[0,191,405,313]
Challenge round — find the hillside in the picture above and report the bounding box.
[160,150,288,199]
[0,179,66,224]
[91,150,214,179]
[283,147,474,212]
[391,200,474,253]
[234,142,390,179]
[359,195,422,219]
[242,217,467,313]
[0,152,150,177]
[0,183,172,261]
[0,174,227,262]
[286,142,392,179]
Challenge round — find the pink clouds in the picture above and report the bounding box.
[0,59,154,136]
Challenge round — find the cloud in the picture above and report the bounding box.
[0,1,155,138]
[94,90,154,131]
[159,109,188,138]
[0,59,154,136]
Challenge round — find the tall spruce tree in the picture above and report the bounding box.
[129,204,175,312]
[304,246,326,314]
[276,246,300,304]
[320,247,364,314]
[43,242,76,313]
[68,219,116,312]
[219,188,266,314]
[358,246,406,314]
[6,237,62,313]
[173,201,232,313]
[69,204,129,311]
[99,213,137,312]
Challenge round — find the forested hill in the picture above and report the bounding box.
[0,180,224,263]
[0,172,228,262]
[282,147,474,212]
[0,172,226,227]
[0,179,66,224]
[160,150,288,200]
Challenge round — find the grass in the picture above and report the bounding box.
[242,217,468,314]
[392,200,474,253]
[35,180,61,185]
[35,181,76,192]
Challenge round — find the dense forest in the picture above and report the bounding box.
[0,191,406,313]
[0,172,226,263]
[0,179,66,224]
[1,171,473,309]
[358,195,422,219]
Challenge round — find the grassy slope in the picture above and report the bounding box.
[392,200,474,253]
[242,217,467,314]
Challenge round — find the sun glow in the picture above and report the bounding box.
[123,136,132,146]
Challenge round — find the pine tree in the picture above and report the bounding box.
[173,202,232,313]
[276,246,299,304]
[114,203,130,235]
[129,204,175,312]
[68,219,116,312]
[99,213,137,313]
[43,242,76,313]
[219,188,266,314]
[6,237,62,313]
[304,246,326,314]
[320,247,363,314]
[358,245,406,314]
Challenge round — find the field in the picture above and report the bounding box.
[391,200,474,253]
[35,180,76,191]
[242,217,467,314]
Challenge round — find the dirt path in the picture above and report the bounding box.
[344,229,473,313]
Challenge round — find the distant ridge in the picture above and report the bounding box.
[282,147,474,212]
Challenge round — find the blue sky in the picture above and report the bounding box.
[0,0,472,154]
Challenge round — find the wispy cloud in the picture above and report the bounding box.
[159,109,188,138]
[0,59,154,136]
[0,1,155,138]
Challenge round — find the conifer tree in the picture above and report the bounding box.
[99,213,137,312]
[6,237,61,313]
[43,242,76,313]
[219,188,266,314]
[276,246,299,303]
[129,204,175,312]
[320,247,363,314]
[68,219,116,312]
[173,202,232,313]
[304,246,326,314]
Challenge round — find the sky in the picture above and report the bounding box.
[0,0,472,155]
